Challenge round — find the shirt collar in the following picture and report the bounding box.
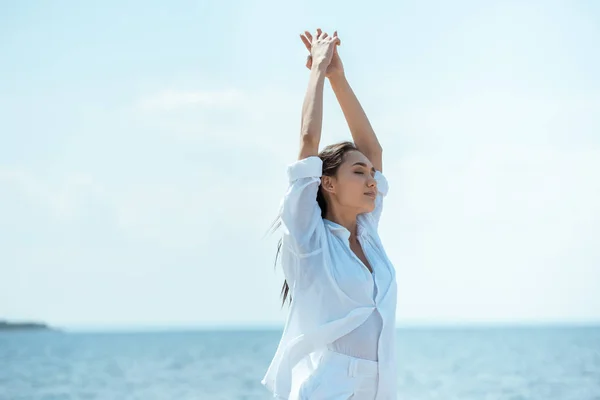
[323,218,369,244]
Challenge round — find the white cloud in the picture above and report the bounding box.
[0,163,284,251]
[136,88,246,111]
[130,86,306,163]
[375,87,600,151]
[0,168,105,221]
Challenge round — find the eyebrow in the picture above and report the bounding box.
[352,162,376,174]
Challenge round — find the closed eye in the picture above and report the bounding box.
[355,171,376,178]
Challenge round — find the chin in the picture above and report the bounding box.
[361,203,376,214]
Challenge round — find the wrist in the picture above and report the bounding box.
[310,63,328,78]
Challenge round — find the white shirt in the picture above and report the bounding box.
[326,216,392,361]
[261,156,398,400]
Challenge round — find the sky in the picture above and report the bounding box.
[1,0,599,330]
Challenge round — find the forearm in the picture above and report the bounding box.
[300,68,328,144]
[329,74,382,153]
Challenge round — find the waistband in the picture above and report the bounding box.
[321,349,379,377]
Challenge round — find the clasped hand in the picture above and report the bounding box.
[300,28,344,78]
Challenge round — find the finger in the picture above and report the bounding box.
[306,57,312,69]
[316,28,322,38]
[300,34,311,51]
[304,30,313,41]
[321,32,328,39]
[333,31,341,46]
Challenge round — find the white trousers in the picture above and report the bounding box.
[297,349,379,400]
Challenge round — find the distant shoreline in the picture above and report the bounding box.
[0,320,58,332]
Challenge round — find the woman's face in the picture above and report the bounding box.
[323,150,378,214]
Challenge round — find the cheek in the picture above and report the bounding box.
[344,173,362,185]
[339,176,366,201]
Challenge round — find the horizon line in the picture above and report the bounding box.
[36,319,600,333]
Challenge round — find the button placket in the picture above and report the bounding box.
[347,236,377,300]
[359,236,379,302]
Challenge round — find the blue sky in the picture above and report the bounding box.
[1,0,599,330]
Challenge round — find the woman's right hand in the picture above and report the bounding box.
[303,29,340,72]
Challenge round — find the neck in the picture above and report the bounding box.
[324,210,358,241]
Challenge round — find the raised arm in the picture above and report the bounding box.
[277,30,340,255]
[298,29,340,160]
[300,31,383,171]
[329,74,383,172]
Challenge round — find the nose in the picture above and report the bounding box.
[368,176,377,188]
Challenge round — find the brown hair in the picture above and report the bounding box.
[267,141,358,307]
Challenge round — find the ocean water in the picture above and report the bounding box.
[0,326,599,400]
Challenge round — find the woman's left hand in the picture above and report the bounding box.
[300,30,344,78]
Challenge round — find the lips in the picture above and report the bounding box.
[364,191,376,198]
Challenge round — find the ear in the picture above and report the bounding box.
[321,175,336,194]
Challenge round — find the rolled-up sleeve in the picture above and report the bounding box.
[279,156,324,255]
[360,170,389,231]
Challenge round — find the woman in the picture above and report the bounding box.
[262,29,398,400]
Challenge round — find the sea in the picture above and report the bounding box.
[1,326,599,400]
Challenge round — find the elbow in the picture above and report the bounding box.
[298,133,320,159]
[371,139,383,153]
[370,143,384,156]
[300,131,320,146]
